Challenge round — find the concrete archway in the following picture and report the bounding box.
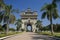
[26,24,32,32]
[21,8,38,32]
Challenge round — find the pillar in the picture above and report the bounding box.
[24,24,27,32]
[32,24,36,32]
[21,22,25,29]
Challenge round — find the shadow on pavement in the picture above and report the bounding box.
[31,33,60,40]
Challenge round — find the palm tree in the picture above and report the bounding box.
[2,24,7,34]
[41,3,59,35]
[35,20,42,32]
[3,5,17,35]
[0,0,5,9]
[0,0,5,23]
[0,0,18,34]
[15,19,22,32]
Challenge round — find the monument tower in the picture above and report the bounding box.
[20,8,38,32]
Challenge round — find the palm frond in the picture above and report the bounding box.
[3,15,9,23]
[35,20,42,28]
[52,0,60,2]
[40,4,48,11]
[47,13,50,20]
[47,11,51,20]
[52,8,59,19]
[0,13,3,23]
[41,12,47,19]
[15,19,22,31]
[52,1,57,8]
[11,9,20,13]
[9,14,16,24]
[5,5,12,15]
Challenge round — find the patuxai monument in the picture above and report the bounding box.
[20,8,38,32]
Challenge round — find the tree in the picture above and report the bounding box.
[0,0,5,23]
[52,0,60,2]
[0,0,19,34]
[0,0,5,9]
[3,5,17,35]
[42,26,49,31]
[9,28,15,31]
[41,2,59,35]
[0,25,3,33]
[35,20,42,32]
[0,13,3,23]
[54,24,60,32]
[2,24,7,34]
[15,19,22,31]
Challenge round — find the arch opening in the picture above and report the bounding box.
[26,24,32,32]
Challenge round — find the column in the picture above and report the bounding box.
[21,22,24,29]
[24,24,27,32]
[32,24,36,32]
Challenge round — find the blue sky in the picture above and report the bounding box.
[4,0,60,28]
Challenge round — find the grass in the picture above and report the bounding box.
[38,31,60,38]
[0,34,6,38]
[54,33,60,38]
[38,31,51,36]
[0,32,22,38]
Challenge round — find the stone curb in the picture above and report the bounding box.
[0,33,21,40]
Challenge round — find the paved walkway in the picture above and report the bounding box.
[4,32,59,40]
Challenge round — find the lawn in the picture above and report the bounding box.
[38,31,60,38]
[54,33,60,38]
[0,32,22,38]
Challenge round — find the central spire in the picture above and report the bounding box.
[26,8,31,12]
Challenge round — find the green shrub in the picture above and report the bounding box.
[21,29,24,32]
